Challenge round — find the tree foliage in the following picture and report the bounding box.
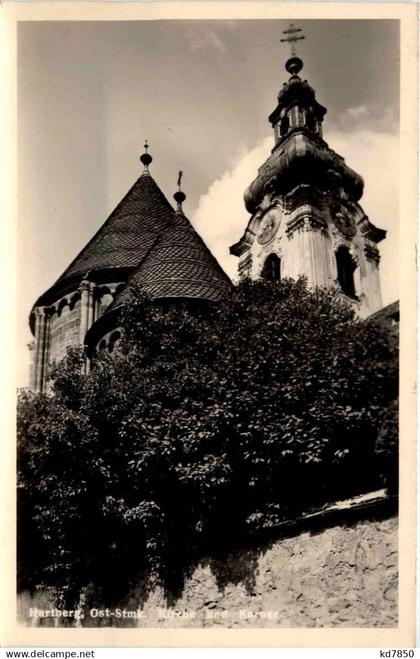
[17,278,398,605]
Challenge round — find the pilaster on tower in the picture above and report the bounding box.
[229,24,386,317]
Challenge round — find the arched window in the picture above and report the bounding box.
[306,112,316,132]
[57,298,68,318]
[69,292,81,311]
[261,254,281,282]
[98,290,114,316]
[336,246,356,298]
[280,115,290,137]
[108,331,121,354]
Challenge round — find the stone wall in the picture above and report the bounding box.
[121,514,397,628]
[48,300,81,365]
[18,496,398,629]
[30,281,125,392]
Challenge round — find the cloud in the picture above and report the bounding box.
[193,137,272,283]
[345,105,370,120]
[187,29,227,54]
[331,104,398,135]
[193,130,399,305]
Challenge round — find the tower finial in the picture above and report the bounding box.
[280,23,305,77]
[140,140,153,174]
[174,170,186,213]
[280,23,305,58]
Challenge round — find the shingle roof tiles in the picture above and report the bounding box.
[32,169,231,330]
[53,172,175,287]
[111,210,232,307]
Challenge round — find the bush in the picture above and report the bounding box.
[17,278,398,605]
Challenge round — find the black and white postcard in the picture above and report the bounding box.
[1,1,417,649]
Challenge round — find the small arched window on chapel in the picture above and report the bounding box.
[335,246,356,298]
[108,331,121,354]
[261,253,281,282]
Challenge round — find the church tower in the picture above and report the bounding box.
[229,25,386,317]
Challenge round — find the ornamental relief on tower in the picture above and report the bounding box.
[329,225,352,251]
[256,205,282,245]
[330,202,357,238]
[259,189,278,212]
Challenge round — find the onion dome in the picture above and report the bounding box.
[240,27,364,215]
[243,135,364,215]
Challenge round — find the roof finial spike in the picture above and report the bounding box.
[140,140,153,174]
[280,23,305,77]
[174,170,186,213]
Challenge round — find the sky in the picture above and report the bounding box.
[18,19,400,387]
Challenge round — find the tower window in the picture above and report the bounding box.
[335,246,356,298]
[261,253,281,282]
[306,112,316,132]
[280,115,290,136]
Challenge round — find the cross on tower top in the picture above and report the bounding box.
[280,23,305,57]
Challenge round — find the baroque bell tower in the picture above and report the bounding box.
[229,25,386,316]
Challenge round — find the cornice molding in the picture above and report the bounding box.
[286,213,327,237]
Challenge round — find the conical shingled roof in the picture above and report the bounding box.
[34,172,175,307]
[111,210,232,307]
[55,172,175,285]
